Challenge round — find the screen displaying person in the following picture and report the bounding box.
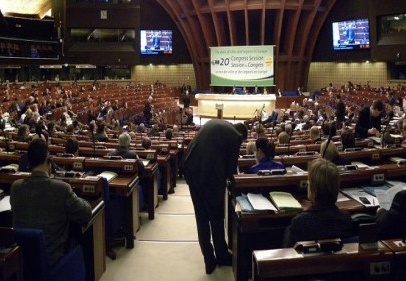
[151,31,161,50]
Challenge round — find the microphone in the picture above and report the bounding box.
[89,123,96,159]
[322,121,335,158]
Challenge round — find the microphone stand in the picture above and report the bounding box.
[90,125,96,159]
[322,122,335,158]
[381,115,392,148]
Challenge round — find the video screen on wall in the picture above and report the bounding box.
[140,30,172,55]
[332,18,370,51]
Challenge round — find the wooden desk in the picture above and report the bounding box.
[0,174,106,281]
[0,246,22,281]
[252,242,394,281]
[229,168,386,281]
[136,150,160,220]
[157,154,171,200]
[81,199,106,281]
[109,174,140,248]
[382,239,406,280]
[141,161,160,220]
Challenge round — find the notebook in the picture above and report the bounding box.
[269,191,303,212]
[246,193,277,212]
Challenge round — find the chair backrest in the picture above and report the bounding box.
[13,228,51,281]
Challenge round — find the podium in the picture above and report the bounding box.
[215,103,224,119]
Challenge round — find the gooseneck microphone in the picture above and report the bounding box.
[90,123,96,159]
[322,121,335,158]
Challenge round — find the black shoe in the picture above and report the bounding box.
[168,188,175,194]
[205,260,217,274]
[217,253,232,267]
[106,246,117,260]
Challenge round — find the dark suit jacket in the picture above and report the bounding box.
[355,105,381,138]
[336,100,346,122]
[10,171,92,266]
[108,147,145,175]
[283,202,353,247]
[183,119,243,209]
[376,190,406,239]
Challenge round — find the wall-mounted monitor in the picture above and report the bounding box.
[140,30,172,55]
[332,18,370,51]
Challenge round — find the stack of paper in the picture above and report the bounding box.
[98,171,118,182]
[0,164,18,174]
[269,191,303,212]
[375,182,406,210]
[246,193,277,212]
[341,187,378,207]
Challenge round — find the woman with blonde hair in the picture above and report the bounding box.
[320,140,350,166]
[283,158,353,247]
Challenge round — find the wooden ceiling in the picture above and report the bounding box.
[156,0,337,90]
[0,0,338,90]
[0,0,51,18]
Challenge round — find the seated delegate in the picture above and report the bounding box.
[10,138,92,266]
[376,190,406,240]
[320,140,351,166]
[283,158,353,247]
[247,137,285,174]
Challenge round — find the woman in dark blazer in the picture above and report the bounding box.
[376,190,406,240]
[283,158,353,247]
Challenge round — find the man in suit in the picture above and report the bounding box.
[355,100,384,139]
[183,119,247,274]
[335,94,346,129]
[10,138,92,266]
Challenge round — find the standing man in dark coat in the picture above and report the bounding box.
[355,100,383,139]
[183,119,247,274]
[335,94,346,129]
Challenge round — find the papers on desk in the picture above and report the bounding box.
[337,192,351,202]
[246,193,277,212]
[289,165,306,174]
[351,161,369,169]
[368,136,381,145]
[341,188,378,207]
[97,171,118,182]
[141,159,150,167]
[236,194,254,212]
[374,182,406,210]
[389,157,406,166]
[0,164,18,174]
[0,195,11,212]
[269,191,302,212]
